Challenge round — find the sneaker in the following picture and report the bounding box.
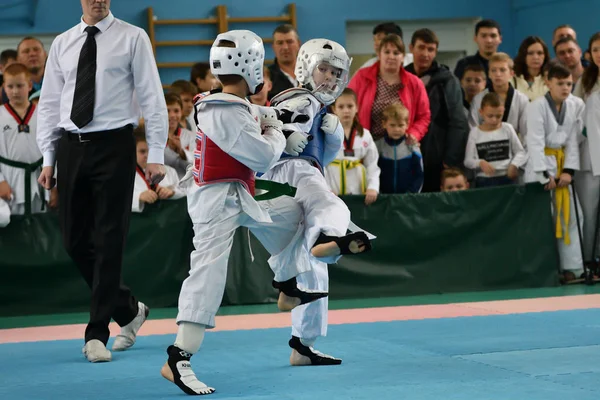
[112,302,149,351]
[82,339,112,363]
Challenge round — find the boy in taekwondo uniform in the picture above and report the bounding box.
[263,39,374,366]
[0,63,45,227]
[524,63,586,280]
[160,30,328,396]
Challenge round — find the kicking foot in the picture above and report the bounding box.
[82,339,112,363]
[272,277,328,311]
[311,232,372,259]
[161,345,215,396]
[112,302,150,351]
[289,336,342,366]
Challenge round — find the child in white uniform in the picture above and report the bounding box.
[263,39,372,366]
[132,127,184,213]
[524,63,585,281]
[164,93,194,178]
[326,88,380,204]
[161,30,328,396]
[0,63,44,227]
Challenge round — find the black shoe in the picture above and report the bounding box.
[162,345,215,395]
[272,277,328,306]
[289,336,342,365]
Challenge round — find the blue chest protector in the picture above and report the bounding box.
[280,106,328,174]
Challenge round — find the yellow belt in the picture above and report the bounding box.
[331,159,367,195]
[544,147,570,244]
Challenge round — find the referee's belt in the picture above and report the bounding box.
[62,124,133,143]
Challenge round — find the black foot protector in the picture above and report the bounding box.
[272,277,328,306]
[289,336,342,365]
[313,231,372,255]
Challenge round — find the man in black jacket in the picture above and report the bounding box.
[267,24,301,100]
[406,29,469,192]
[453,19,502,89]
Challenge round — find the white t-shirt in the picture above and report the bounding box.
[464,122,528,178]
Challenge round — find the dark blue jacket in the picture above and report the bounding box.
[376,135,424,194]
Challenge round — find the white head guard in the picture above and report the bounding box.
[209,30,265,95]
[294,39,352,105]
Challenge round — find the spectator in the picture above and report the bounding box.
[190,62,219,93]
[405,28,469,192]
[267,24,300,100]
[552,24,577,47]
[375,103,424,194]
[0,49,17,93]
[132,127,184,213]
[356,22,413,73]
[169,79,198,131]
[542,59,562,81]
[326,88,380,205]
[551,24,590,68]
[469,53,529,144]
[164,93,193,177]
[440,168,469,192]
[16,37,46,96]
[574,32,600,98]
[454,19,502,88]
[512,36,550,101]
[461,64,487,116]
[464,92,528,188]
[249,66,273,106]
[573,32,600,266]
[524,63,585,283]
[0,63,44,227]
[348,34,430,143]
[554,36,585,85]
[1,50,18,105]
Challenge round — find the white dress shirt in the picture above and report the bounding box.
[37,11,168,167]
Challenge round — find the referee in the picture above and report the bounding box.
[37,0,168,362]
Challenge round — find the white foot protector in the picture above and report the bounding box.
[161,345,215,396]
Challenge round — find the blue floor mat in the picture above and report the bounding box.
[1,309,599,399]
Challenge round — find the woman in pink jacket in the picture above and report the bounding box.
[348,34,431,143]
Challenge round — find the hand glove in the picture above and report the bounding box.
[284,130,308,156]
[260,108,283,131]
[321,113,340,135]
[275,97,311,124]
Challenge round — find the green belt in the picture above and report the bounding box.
[0,155,44,216]
[254,179,297,201]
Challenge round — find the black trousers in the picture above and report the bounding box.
[57,125,139,345]
[475,175,514,188]
[422,163,443,193]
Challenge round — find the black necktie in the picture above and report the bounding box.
[70,26,100,129]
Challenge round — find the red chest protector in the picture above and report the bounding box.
[191,92,256,195]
